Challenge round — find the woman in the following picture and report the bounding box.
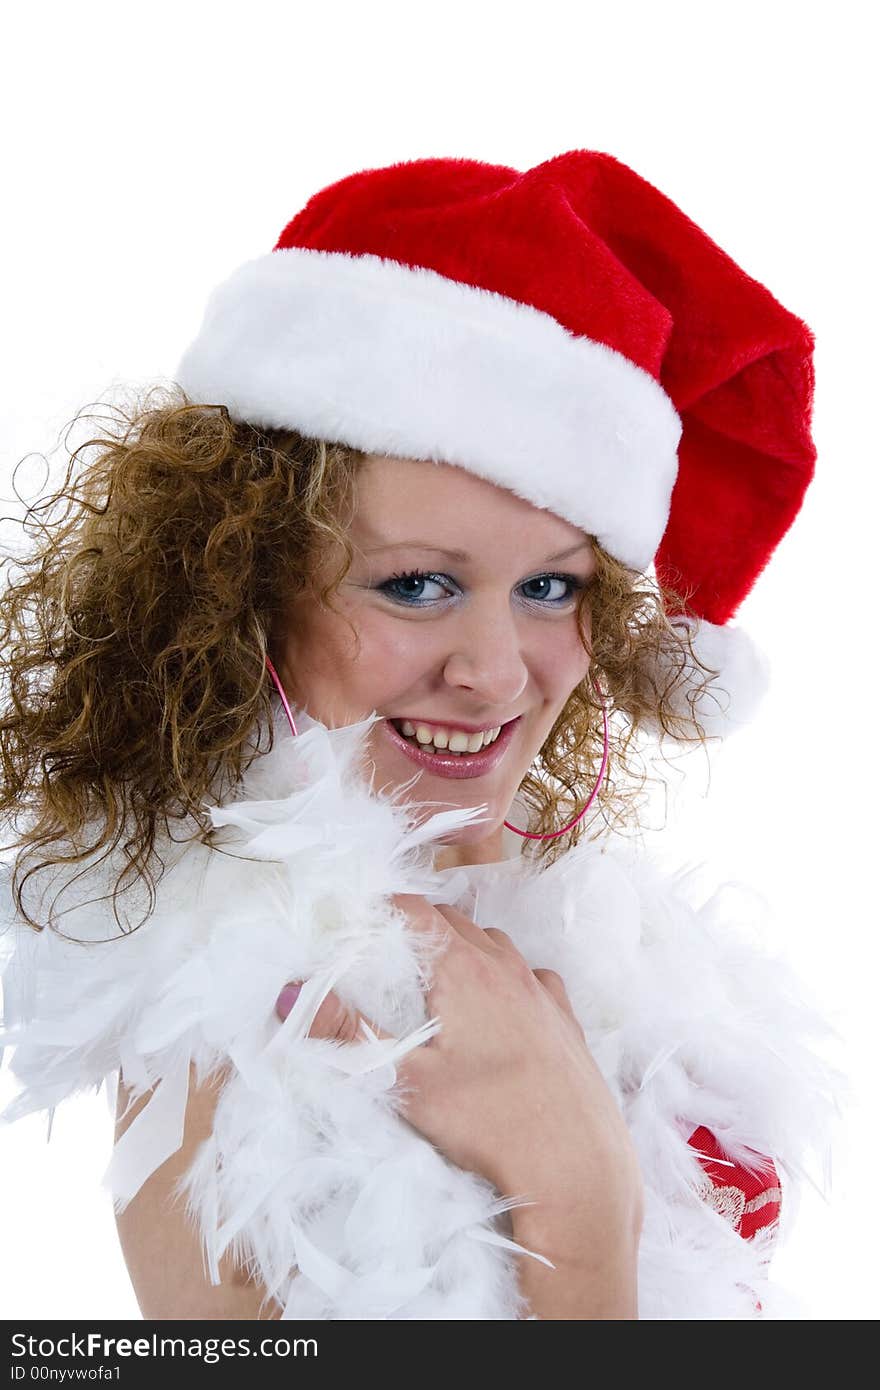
[0,150,841,1320]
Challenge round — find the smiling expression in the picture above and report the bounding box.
[272,454,596,868]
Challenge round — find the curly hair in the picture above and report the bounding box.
[0,385,720,937]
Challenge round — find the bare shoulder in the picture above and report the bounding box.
[114,1065,285,1320]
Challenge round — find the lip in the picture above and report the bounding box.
[381,715,522,779]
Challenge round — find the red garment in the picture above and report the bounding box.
[688,1125,782,1241]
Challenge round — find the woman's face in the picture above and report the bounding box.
[274,454,596,868]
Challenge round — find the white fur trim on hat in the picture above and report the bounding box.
[174,247,683,572]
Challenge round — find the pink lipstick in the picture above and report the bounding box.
[381,715,522,779]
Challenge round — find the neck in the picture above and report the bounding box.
[432,828,507,871]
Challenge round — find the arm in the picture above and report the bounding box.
[511,1215,640,1319]
[113,1065,285,1320]
[508,1157,643,1320]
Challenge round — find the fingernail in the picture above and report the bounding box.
[276,983,302,1020]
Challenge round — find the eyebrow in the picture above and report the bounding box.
[361,540,594,563]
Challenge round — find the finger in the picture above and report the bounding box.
[275,981,395,1045]
[439,909,525,962]
[391,892,456,946]
[391,894,493,957]
[481,926,519,952]
[532,967,578,1020]
[432,902,497,955]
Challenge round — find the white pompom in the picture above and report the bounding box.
[645,617,772,741]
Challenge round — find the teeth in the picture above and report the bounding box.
[395,719,503,754]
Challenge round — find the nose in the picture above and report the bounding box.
[441,598,529,707]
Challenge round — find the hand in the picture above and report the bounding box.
[274,893,644,1244]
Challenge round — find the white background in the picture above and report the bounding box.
[1,0,876,1321]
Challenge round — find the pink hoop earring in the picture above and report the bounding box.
[262,655,609,843]
[503,675,609,840]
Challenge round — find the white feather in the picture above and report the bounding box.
[0,701,845,1318]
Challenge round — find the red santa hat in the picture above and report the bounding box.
[174,150,817,739]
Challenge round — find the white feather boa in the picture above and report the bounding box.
[0,704,844,1319]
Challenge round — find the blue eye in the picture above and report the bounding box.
[378,569,586,608]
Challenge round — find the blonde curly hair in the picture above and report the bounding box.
[0,385,720,936]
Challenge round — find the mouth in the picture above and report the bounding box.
[381,715,522,779]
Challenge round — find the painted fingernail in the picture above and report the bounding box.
[276,983,302,1020]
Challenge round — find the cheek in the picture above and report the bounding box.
[291,591,430,689]
[352,610,435,684]
[277,598,362,694]
[541,621,592,695]
[572,604,593,675]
